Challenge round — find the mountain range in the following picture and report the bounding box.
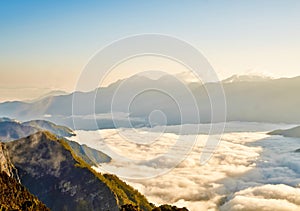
[221,74,272,83]
[0,74,299,130]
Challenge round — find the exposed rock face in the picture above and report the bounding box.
[0,142,49,210]
[0,142,19,180]
[0,143,11,176]
[6,131,119,211]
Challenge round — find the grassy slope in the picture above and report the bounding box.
[0,171,50,211]
[52,131,153,211]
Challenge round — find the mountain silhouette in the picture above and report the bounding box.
[0,75,299,129]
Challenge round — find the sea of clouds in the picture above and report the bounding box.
[69,122,300,211]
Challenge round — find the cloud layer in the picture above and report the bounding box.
[69,122,300,211]
[220,184,300,211]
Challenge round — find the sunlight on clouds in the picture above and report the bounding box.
[69,123,300,211]
[220,184,300,211]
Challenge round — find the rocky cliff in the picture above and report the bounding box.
[0,142,49,210]
[0,142,19,179]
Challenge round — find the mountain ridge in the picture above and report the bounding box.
[1,75,300,129]
[0,142,49,210]
[5,131,153,211]
[222,74,273,83]
[0,118,74,142]
[268,126,300,138]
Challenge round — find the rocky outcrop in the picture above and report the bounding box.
[0,142,49,210]
[0,142,19,180]
[0,143,11,176]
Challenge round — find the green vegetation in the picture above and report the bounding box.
[120,204,189,211]
[7,131,119,210]
[3,130,187,211]
[45,132,153,210]
[0,171,49,211]
[152,205,189,211]
[120,204,140,211]
[100,174,154,211]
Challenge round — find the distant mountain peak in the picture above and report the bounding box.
[175,71,203,83]
[28,90,69,103]
[268,125,300,138]
[223,74,273,83]
[0,117,20,123]
[0,118,75,142]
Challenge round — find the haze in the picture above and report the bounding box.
[1,0,300,101]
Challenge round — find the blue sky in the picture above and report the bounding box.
[0,0,300,100]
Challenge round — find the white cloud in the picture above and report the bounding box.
[69,122,300,211]
[220,184,300,211]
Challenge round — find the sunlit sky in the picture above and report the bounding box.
[0,0,300,101]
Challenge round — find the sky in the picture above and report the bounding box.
[0,0,300,101]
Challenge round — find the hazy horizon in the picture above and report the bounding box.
[1,0,300,101]
[1,71,299,103]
